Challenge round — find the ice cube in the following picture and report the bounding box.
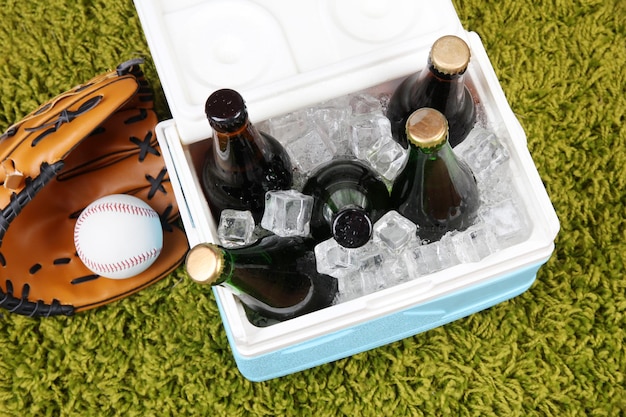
[261,190,313,237]
[362,136,408,181]
[449,223,499,263]
[314,238,358,279]
[268,109,311,142]
[349,93,385,116]
[332,241,388,301]
[217,209,257,248]
[353,241,387,291]
[268,110,333,175]
[318,238,404,301]
[456,127,510,181]
[372,210,418,252]
[402,238,460,277]
[357,249,409,291]
[479,198,530,246]
[477,165,516,206]
[378,92,391,115]
[349,114,394,159]
[309,100,351,137]
[334,272,368,303]
[284,128,336,174]
[309,104,352,157]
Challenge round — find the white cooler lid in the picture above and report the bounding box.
[134,0,465,144]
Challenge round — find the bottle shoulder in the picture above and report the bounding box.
[302,159,387,193]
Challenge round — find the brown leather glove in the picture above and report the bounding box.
[0,59,188,316]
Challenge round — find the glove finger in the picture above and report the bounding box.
[0,76,139,205]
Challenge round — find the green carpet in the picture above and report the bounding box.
[1,0,625,415]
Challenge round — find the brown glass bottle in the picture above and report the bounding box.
[201,89,293,223]
[301,159,391,248]
[387,35,476,148]
[185,235,338,322]
[390,108,479,243]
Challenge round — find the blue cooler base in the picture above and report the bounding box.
[215,261,546,382]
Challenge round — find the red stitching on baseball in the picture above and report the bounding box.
[80,202,159,219]
[78,247,161,275]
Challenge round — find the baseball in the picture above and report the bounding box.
[74,194,163,279]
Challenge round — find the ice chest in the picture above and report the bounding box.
[134,0,560,381]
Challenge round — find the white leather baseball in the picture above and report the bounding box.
[74,194,163,279]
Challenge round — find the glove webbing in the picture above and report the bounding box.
[0,161,64,241]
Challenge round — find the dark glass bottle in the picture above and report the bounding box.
[201,88,293,223]
[390,108,479,243]
[387,35,476,149]
[185,235,338,322]
[301,159,391,248]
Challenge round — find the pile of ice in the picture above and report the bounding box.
[217,90,530,303]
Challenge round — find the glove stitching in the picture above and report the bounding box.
[71,275,99,285]
[159,205,174,233]
[26,96,103,147]
[25,96,103,133]
[53,258,71,265]
[0,279,73,316]
[9,283,29,313]
[146,168,168,199]
[124,108,148,124]
[0,251,76,316]
[130,131,160,162]
[0,126,18,140]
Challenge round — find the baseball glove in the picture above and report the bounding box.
[0,59,189,317]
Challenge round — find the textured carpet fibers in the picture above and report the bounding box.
[0,0,625,416]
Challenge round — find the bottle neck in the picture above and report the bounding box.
[322,188,369,221]
[412,139,457,164]
[302,159,391,243]
[428,57,467,81]
[208,122,273,176]
[214,236,316,311]
[213,122,266,152]
[407,138,474,196]
[212,250,234,286]
[412,62,467,108]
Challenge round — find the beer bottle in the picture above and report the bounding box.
[185,235,338,322]
[390,108,479,242]
[301,159,391,248]
[201,89,293,223]
[387,35,476,148]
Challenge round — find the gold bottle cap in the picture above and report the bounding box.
[430,35,471,75]
[185,243,225,285]
[405,108,449,148]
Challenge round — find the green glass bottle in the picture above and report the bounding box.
[387,35,476,149]
[390,108,479,242]
[185,235,338,322]
[301,159,391,248]
[201,88,293,223]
